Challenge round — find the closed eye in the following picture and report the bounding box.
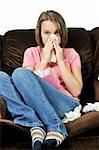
[44,31,50,34]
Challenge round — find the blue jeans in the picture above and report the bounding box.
[0,67,79,138]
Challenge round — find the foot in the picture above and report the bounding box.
[43,131,64,148]
[32,140,42,150]
[30,128,46,150]
[43,139,57,148]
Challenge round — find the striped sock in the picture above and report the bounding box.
[30,128,46,150]
[43,132,64,148]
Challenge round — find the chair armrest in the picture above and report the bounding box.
[65,111,99,137]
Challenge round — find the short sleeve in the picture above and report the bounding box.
[22,48,35,67]
[69,48,81,68]
[71,52,81,67]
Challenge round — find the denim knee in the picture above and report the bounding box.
[12,67,25,75]
[12,67,28,79]
[0,71,10,80]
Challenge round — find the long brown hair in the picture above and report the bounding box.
[35,10,68,48]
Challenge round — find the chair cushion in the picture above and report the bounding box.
[0,119,31,148]
[1,118,99,150]
[0,111,99,140]
[0,96,7,118]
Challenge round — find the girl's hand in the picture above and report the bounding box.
[41,37,53,64]
[35,38,53,71]
[53,39,64,63]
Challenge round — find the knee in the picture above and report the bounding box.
[0,71,10,80]
[12,67,25,78]
[12,67,32,81]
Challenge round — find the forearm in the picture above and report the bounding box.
[35,60,48,72]
[25,60,48,73]
[58,60,82,97]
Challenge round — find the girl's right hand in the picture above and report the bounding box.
[35,38,53,72]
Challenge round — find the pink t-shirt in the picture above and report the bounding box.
[22,46,81,101]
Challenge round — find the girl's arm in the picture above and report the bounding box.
[53,41,83,97]
[58,61,83,97]
[24,38,53,72]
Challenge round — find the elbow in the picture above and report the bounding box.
[72,85,83,97]
[72,89,82,97]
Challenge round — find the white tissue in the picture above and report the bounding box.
[50,34,58,42]
[82,102,99,113]
[62,105,82,123]
[49,34,62,63]
[50,50,56,62]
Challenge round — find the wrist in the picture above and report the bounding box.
[36,60,47,71]
[58,60,65,66]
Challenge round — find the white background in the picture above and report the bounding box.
[0,0,99,35]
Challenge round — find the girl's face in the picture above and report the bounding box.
[41,20,61,46]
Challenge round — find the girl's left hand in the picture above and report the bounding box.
[53,40,64,63]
